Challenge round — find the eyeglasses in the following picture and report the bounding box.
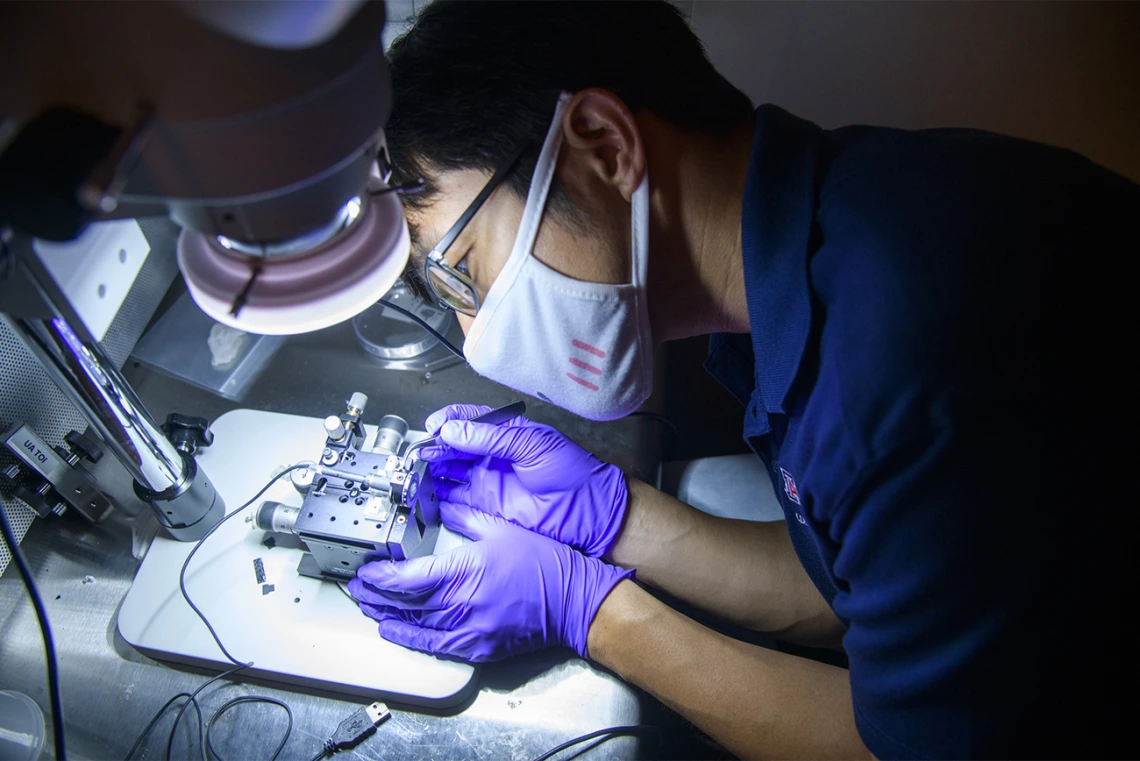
[423,142,530,316]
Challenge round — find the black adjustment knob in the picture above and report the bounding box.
[2,466,63,519]
[162,413,215,456]
[13,482,56,519]
[64,430,104,464]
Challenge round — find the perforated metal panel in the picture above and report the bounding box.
[0,321,79,571]
[1,218,179,574]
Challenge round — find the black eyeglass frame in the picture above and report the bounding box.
[422,141,531,316]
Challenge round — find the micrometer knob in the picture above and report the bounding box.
[324,416,347,442]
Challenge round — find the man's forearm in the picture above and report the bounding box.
[609,478,843,646]
[588,580,871,760]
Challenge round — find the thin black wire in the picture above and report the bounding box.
[529,725,660,761]
[206,696,293,761]
[307,748,329,761]
[179,464,307,667]
[123,691,203,761]
[376,298,465,359]
[165,664,249,761]
[164,465,304,758]
[0,506,67,761]
[627,411,679,438]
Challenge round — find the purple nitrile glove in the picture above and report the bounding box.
[348,504,633,662]
[417,404,629,558]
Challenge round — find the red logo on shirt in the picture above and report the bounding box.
[780,468,801,505]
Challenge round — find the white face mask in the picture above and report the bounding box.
[463,93,654,421]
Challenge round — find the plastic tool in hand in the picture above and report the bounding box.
[401,401,526,468]
[422,405,628,558]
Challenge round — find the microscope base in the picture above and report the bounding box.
[117,408,477,707]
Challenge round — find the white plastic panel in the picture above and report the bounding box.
[34,220,150,341]
[117,408,478,706]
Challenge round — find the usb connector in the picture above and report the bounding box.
[311,702,390,761]
[330,702,390,750]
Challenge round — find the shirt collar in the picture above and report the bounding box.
[740,104,823,416]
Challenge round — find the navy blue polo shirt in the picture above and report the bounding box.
[706,106,1139,759]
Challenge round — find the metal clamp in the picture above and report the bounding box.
[2,422,112,522]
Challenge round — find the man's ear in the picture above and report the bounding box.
[561,89,647,203]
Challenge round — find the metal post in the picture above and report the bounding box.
[5,314,224,540]
[9,315,184,492]
[2,231,225,540]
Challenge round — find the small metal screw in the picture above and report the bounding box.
[339,495,349,503]
[397,515,406,524]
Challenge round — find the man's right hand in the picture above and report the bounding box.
[418,404,629,558]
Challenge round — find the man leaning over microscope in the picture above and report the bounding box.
[346,2,1139,758]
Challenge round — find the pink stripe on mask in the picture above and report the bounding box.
[566,373,600,391]
[571,339,606,358]
[568,357,603,375]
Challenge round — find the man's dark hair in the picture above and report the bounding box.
[385,0,754,297]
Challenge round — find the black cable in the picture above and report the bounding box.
[179,464,307,667]
[307,749,329,761]
[123,692,203,761]
[0,506,67,761]
[627,411,679,438]
[206,696,293,761]
[164,466,303,758]
[131,466,385,761]
[529,725,660,761]
[165,664,249,761]
[377,298,465,359]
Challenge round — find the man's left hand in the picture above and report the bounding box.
[348,505,633,662]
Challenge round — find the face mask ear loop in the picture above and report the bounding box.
[495,93,572,299]
[629,177,651,291]
[514,94,572,265]
[627,174,655,398]
[462,93,572,354]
